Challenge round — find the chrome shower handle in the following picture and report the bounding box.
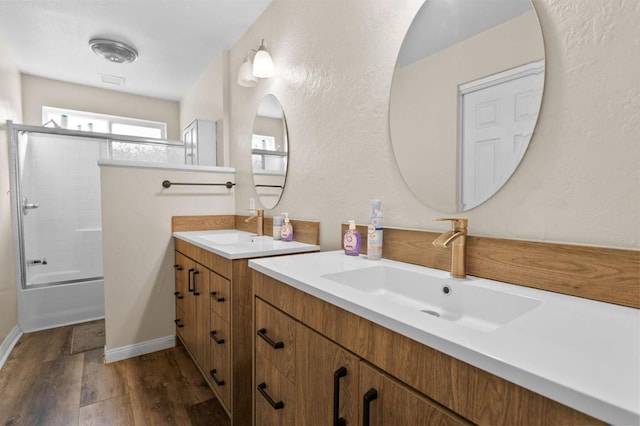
[22,196,39,215]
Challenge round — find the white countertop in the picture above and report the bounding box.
[173,229,319,260]
[248,251,640,425]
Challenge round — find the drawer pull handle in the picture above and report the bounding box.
[210,291,225,303]
[257,328,284,349]
[174,319,184,328]
[334,366,347,426]
[173,264,183,270]
[210,330,225,344]
[257,382,284,410]
[188,268,195,292]
[209,369,225,386]
[363,388,378,426]
[193,270,200,296]
[173,291,183,300]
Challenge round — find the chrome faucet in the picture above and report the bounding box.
[432,218,468,278]
[245,209,264,236]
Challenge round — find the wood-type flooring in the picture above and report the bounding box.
[0,322,230,426]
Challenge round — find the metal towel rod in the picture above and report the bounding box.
[162,180,235,189]
[255,184,283,188]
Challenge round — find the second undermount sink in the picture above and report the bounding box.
[322,265,541,332]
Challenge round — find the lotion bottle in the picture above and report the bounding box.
[343,220,361,256]
[280,213,294,241]
[367,200,383,260]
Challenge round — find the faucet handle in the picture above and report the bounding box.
[434,217,468,231]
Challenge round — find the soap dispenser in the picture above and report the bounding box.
[280,213,294,241]
[343,220,361,256]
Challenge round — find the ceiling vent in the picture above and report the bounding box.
[99,74,126,86]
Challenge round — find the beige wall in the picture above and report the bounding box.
[391,11,544,212]
[227,0,639,250]
[0,41,22,344]
[21,74,180,140]
[180,51,229,166]
[100,164,235,353]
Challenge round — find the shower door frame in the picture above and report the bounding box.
[7,120,184,289]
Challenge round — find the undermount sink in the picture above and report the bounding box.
[322,265,541,332]
[198,230,256,245]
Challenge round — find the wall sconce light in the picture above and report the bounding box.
[237,39,274,87]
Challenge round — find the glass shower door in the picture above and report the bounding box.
[18,132,106,288]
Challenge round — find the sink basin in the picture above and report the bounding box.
[197,231,256,245]
[322,266,541,332]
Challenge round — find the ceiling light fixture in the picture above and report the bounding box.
[237,39,274,87]
[89,38,138,64]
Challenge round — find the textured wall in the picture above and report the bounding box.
[227,0,638,250]
[21,75,181,140]
[0,41,22,344]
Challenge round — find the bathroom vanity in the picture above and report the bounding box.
[249,251,639,425]
[172,218,319,426]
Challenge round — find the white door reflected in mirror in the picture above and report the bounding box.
[460,61,544,211]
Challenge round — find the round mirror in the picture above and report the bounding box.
[390,0,545,212]
[251,94,289,209]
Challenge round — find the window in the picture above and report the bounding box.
[42,106,167,139]
[42,107,184,165]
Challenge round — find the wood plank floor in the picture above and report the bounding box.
[0,322,230,426]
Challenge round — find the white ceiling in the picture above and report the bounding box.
[0,0,271,101]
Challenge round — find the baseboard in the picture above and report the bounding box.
[0,326,23,370]
[104,334,175,363]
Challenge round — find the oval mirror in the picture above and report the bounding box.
[390,0,545,212]
[251,94,289,209]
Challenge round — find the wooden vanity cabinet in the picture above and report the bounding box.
[174,239,254,426]
[253,271,602,426]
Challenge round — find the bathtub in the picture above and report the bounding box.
[18,273,105,332]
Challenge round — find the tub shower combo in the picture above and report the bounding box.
[7,121,183,331]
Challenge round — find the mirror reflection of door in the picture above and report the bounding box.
[460,60,544,210]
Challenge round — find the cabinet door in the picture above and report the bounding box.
[359,362,468,426]
[182,257,198,356]
[194,265,210,370]
[295,324,360,426]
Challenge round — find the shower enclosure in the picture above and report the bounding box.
[8,121,184,331]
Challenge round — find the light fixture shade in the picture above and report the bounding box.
[89,38,138,64]
[253,44,274,78]
[237,58,258,87]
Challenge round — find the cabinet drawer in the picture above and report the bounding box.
[255,355,296,426]
[210,272,230,323]
[209,312,231,411]
[174,252,188,285]
[175,306,186,340]
[255,298,296,382]
[174,273,186,312]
